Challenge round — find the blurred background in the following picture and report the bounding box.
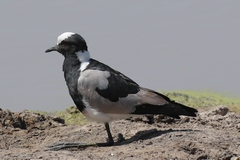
[0,1,239,111]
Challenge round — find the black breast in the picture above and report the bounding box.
[63,55,85,112]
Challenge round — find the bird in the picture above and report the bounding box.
[44,32,198,150]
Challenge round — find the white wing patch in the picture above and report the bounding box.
[78,70,110,90]
[57,32,75,45]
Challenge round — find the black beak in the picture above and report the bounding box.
[45,45,59,53]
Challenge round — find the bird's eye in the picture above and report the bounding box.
[61,42,67,46]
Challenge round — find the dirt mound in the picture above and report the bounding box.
[0,108,65,132]
[0,106,240,159]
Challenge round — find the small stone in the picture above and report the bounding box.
[209,105,229,116]
[145,141,153,145]
[179,117,190,123]
[236,123,240,130]
[197,155,208,160]
[117,133,125,142]
[52,116,65,124]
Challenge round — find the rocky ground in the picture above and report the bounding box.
[0,106,240,160]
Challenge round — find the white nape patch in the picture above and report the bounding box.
[57,32,75,45]
[82,98,133,122]
[76,50,90,71]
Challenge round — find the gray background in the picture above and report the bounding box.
[1,1,239,111]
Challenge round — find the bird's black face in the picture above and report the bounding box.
[45,42,78,56]
[45,32,88,57]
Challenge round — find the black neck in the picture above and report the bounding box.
[62,55,85,112]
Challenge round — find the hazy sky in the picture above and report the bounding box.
[1,1,240,111]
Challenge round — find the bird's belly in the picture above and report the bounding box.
[82,107,132,123]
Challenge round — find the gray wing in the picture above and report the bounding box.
[95,69,140,102]
[78,68,171,114]
[78,59,197,117]
[81,59,140,102]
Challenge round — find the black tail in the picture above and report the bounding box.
[132,101,198,119]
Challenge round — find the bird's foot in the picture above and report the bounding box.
[44,140,114,151]
[96,138,114,147]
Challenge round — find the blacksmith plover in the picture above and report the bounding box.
[45,32,198,150]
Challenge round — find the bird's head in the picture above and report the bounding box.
[45,32,88,56]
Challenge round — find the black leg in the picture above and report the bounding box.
[96,122,114,146]
[44,122,114,151]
